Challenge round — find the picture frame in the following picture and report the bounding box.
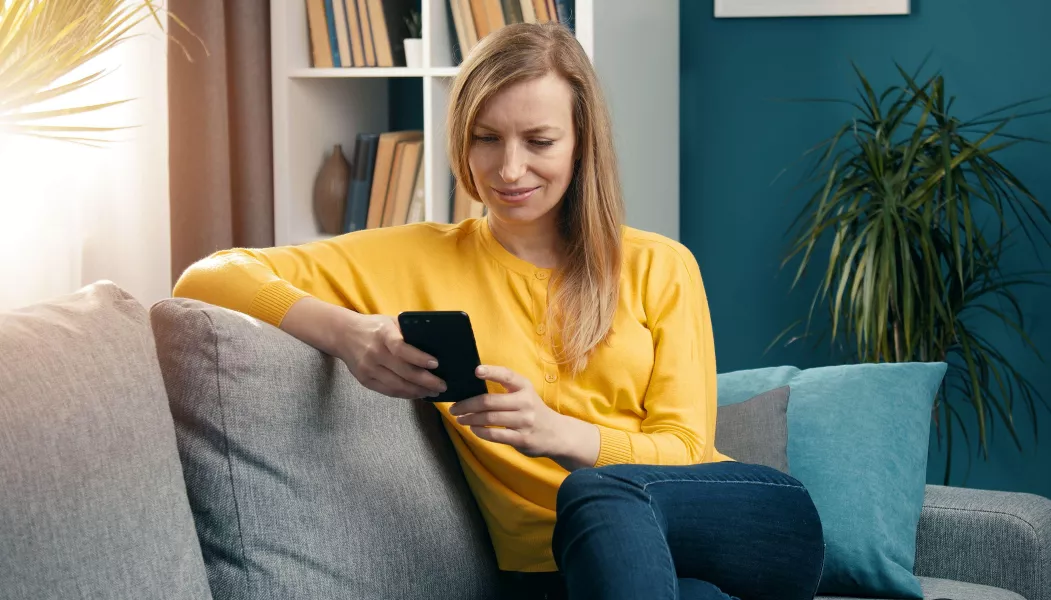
[714,0,910,18]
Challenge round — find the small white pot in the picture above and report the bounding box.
[404,38,423,68]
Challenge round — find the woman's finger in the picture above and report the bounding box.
[455,410,530,429]
[470,425,522,447]
[367,364,434,399]
[475,365,531,392]
[448,392,521,416]
[384,354,446,393]
[387,335,439,370]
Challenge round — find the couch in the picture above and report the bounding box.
[1,281,1048,600]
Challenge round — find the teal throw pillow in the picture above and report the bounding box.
[717,362,947,599]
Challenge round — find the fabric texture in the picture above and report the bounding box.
[713,385,790,473]
[168,0,275,283]
[915,484,1051,600]
[150,296,502,600]
[717,363,948,599]
[171,217,731,571]
[548,462,824,600]
[0,281,212,600]
[817,576,1026,600]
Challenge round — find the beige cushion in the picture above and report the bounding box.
[0,281,212,600]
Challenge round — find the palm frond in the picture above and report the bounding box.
[0,0,204,143]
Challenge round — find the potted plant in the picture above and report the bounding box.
[403,9,422,68]
[774,60,1051,484]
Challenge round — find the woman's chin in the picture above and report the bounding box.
[486,199,558,224]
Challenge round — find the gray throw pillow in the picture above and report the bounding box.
[0,281,212,600]
[715,386,791,473]
[150,298,501,600]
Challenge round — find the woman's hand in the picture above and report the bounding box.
[449,365,600,470]
[337,312,447,400]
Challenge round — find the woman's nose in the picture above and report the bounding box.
[499,143,527,182]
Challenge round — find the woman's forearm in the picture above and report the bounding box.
[280,296,360,357]
[552,416,601,472]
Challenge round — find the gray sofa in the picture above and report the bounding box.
[1,281,1048,600]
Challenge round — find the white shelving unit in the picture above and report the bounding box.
[270,0,679,247]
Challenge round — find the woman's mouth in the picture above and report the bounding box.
[493,186,539,203]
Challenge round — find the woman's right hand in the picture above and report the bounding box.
[339,312,447,400]
[280,297,446,400]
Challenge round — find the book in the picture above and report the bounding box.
[406,157,426,223]
[306,0,333,68]
[343,0,365,66]
[386,139,424,226]
[366,130,423,229]
[331,0,352,67]
[323,0,342,67]
[342,133,379,233]
[356,0,377,66]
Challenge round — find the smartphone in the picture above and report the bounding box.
[397,310,489,403]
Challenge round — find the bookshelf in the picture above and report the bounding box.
[270,0,679,247]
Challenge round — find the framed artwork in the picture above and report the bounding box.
[714,0,910,18]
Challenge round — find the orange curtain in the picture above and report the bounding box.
[168,0,274,284]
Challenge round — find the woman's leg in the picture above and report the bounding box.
[551,462,824,600]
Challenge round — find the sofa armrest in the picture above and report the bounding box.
[914,484,1051,600]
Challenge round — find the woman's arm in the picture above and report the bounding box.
[173,238,445,399]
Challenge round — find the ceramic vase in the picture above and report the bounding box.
[313,144,350,235]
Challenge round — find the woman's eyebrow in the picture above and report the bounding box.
[473,122,562,135]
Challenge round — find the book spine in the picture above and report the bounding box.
[323,0,342,66]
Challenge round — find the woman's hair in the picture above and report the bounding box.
[447,22,625,375]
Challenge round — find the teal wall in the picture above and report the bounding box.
[681,0,1051,496]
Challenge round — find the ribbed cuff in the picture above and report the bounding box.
[594,426,633,467]
[249,280,311,328]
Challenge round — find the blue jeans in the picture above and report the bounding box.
[499,462,825,599]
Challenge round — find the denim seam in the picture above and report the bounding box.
[644,490,680,599]
[639,478,807,492]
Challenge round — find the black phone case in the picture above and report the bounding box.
[398,311,489,403]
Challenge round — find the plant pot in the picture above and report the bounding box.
[404,38,423,68]
[312,144,350,235]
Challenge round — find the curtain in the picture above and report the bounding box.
[0,11,169,311]
[167,0,274,285]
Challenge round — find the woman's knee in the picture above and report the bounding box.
[557,467,625,513]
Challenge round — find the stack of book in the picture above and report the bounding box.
[306,0,575,69]
[340,131,485,234]
[449,0,574,59]
[306,0,417,68]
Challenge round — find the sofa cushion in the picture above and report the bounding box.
[150,297,501,600]
[718,363,948,599]
[715,385,790,473]
[0,281,212,600]
[817,576,1026,600]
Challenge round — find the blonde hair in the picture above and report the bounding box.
[447,22,624,374]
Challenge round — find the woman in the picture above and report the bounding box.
[174,22,824,600]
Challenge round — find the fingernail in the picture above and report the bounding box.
[439,381,448,392]
[476,366,487,376]
[427,359,438,368]
[429,392,440,398]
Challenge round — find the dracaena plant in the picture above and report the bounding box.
[774,60,1051,484]
[0,0,200,145]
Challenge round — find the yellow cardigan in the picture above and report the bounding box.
[173,216,728,572]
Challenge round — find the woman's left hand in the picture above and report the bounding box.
[448,365,598,467]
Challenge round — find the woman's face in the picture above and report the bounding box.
[468,72,577,228]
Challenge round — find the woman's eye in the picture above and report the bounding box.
[530,139,554,147]
[473,134,498,143]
